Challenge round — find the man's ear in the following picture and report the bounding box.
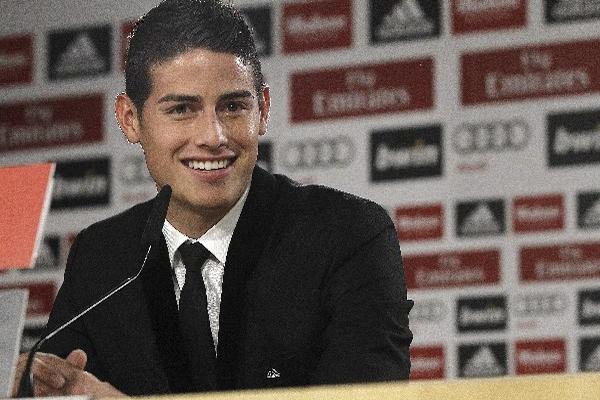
[258,85,270,137]
[115,93,142,143]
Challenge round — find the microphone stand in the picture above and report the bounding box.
[17,246,153,398]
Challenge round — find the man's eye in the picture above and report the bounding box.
[169,104,190,114]
[224,101,246,113]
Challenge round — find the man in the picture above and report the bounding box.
[13,0,413,397]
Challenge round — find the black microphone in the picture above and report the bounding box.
[17,185,172,398]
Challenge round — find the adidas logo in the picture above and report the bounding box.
[266,368,280,379]
[583,200,600,227]
[460,204,502,236]
[463,346,504,377]
[376,0,435,40]
[584,345,600,371]
[55,33,106,76]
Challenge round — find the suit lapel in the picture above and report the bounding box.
[216,167,281,389]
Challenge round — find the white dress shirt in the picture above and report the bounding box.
[161,185,250,351]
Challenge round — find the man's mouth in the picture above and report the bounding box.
[186,159,232,171]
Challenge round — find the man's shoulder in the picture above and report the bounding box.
[271,172,393,232]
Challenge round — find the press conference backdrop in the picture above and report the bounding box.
[1,0,600,381]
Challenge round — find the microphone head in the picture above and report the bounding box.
[141,185,172,246]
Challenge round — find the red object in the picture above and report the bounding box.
[410,345,445,380]
[461,39,600,105]
[520,241,600,282]
[394,204,444,242]
[0,34,33,86]
[282,0,352,54]
[515,339,566,375]
[291,58,433,122]
[0,163,55,269]
[0,94,104,153]
[452,0,527,34]
[512,194,564,233]
[404,249,501,290]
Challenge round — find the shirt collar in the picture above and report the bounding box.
[162,183,250,266]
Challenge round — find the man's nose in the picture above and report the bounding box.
[193,111,226,148]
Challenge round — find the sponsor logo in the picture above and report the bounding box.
[51,157,111,210]
[457,296,507,332]
[580,337,600,372]
[515,339,566,374]
[282,136,354,170]
[410,346,445,380]
[0,94,104,153]
[120,21,135,71]
[578,289,600,326]
[545,0,600,23]
[461,39,600,105]
[452,0,526,33]
[369,0,440,44]
[513,292,568,317]
[258,141,272,172]
[520,241,600,282]
[0,34,33,86]
[282,0,351,53]
[240,6,272,57]
[547,109,600,167]
[512,194,564,233]
[290,59,433,122]
[452,119,529,154]
[370,125,442,182]
[394,204,443,241]
[459,343,507,378]
[456,199,505,237]
[410,298,447,323]
[404,249,501,290]
[48,25,111,80]
[578,191,600,229]
[0,282,56,317]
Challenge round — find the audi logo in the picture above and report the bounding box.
[513,293,568,316]
[453,119,530,153]
[282,136,354,169]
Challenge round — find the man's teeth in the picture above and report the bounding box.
[187,159,230,171]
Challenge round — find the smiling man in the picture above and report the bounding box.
[13,0,413,397]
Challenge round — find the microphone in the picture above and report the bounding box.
[17,185,172,398]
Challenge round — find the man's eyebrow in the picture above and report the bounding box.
[157,94,200,103]
[219,90,255,101]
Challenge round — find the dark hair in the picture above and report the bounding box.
[125,0,264,112]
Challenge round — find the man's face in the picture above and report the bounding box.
[120,48,269,229]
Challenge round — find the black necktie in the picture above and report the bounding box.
[178,242,217,391]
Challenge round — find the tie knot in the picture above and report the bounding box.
[178,242,211,273]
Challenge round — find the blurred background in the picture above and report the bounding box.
[2,0,600,380]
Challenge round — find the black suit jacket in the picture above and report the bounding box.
[42,167,413,395]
